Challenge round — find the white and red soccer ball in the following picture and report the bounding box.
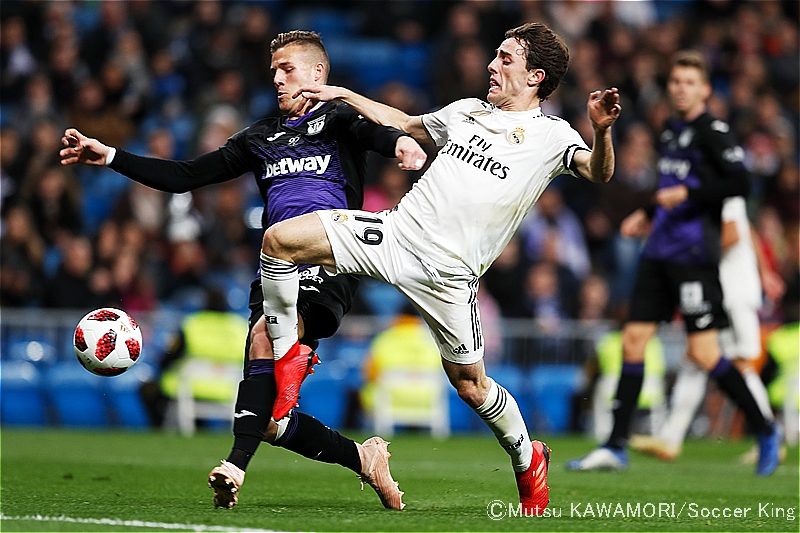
[73,308,142,376]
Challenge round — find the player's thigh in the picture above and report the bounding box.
[399,271,485,365]
[720,302,761,359]
[669,263,728,334]
[316,209,404,283]
[627,259,674,324]
[263,212,336,267]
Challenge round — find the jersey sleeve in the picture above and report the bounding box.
[550,122,591,179]
[338,104,408,158]
[219,127,256,176]
[421,99,468,147]
[688,120,750,203]
[108,149,238,193]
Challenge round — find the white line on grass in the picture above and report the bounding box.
[0,514,283,532]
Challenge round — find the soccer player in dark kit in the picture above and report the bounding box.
[566,51,781,476]
[60,30,424,509]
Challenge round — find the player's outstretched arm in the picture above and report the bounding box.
[573,88,621,183]
[294,85,432,144]
[59,128,241,193]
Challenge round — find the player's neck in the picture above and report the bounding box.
[495,94,540,113]
[677,104,706,122]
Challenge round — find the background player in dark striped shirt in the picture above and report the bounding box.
[567,51,781,476]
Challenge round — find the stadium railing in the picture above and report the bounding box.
[0,309,688,433]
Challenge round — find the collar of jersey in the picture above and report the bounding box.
[284,101,329,128]
[490,104,543,119]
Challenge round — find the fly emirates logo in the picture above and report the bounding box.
[264,155,331,178]
[441,134,510,179]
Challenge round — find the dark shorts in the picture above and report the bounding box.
[244,266,359,360]
[627,258,729,333]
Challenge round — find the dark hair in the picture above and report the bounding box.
[269,30,329,65]
[671,50,709,82]
[504,22,569,101]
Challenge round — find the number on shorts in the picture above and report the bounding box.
[354,215,383,246]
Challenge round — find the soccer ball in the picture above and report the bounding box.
[73,308,142,376]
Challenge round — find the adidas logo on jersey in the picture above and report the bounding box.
[451,343,469,355]
[264,155,331,178]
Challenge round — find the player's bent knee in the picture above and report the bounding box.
[261,225,290,260]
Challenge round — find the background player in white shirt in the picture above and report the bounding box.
[633,195,785,460]
[258,22,621,515]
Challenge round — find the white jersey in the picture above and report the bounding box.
[393,98,589,276]
[719,196,761,307]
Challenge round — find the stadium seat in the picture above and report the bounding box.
[528,364,583,434]
[6,334,58,366]
[0,361,48,426]
[359,280,407,318]
[43,362,109,427]
[297,363,348,429]
[104,363,155,429]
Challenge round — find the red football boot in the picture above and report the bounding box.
[515,440,551,516]
[272,341,320,420]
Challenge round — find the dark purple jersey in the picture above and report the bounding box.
[642,112,749,266]
[109,101,406,229]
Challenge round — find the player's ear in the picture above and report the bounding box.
[314,62,326,83]
[528,68,545,88]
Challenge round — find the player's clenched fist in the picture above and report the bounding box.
[59,128,113,166]
[394,136,426,171]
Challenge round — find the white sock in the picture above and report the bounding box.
[259,252,298,359]
[474,378,533,472]
[742,368,774,422]
[658,362,707,448]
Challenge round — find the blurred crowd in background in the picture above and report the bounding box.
[1,0,798,335]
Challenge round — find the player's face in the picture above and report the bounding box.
[271,44,323,116]
[667,66,711,118]
[486,38,539,108]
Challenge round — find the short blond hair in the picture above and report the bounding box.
[671,50,709,82]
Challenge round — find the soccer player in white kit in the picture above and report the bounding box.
[258,22,621,514]
[632,195,784,460]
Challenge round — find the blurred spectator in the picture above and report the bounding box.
[523,261,571,325]
[363,163,410,212]
[0,205,45,306]
[21,165,82,246]
[44,235,111,309]
[519,188,590,282]
[483,236,528,318]
[1,16,37,101]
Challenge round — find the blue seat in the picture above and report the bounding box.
[1,361,48,426]
[447,387,487,433]
[6,335,58,365]
[528,365,582,434]
[360,280,406,318]
[43,362,109,427]
[103,363,155,429]
[297,372,347,429]
[486,364,530,424]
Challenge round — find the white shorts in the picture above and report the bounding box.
[317,209,484,364]
[719,301,761,360]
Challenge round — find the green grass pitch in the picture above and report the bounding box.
[1,429,797,531]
